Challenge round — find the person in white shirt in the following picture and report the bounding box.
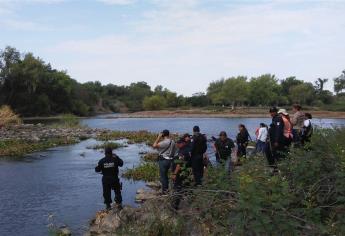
[256,123,268,154]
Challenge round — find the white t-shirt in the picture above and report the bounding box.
[257,127,268,142]
[304,119,311,127]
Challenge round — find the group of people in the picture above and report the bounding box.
[94,104,313,210]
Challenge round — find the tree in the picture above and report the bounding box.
[221,76,249,107]
[248,74,280,106]
[334,70,345,94]
[314,78,328,92]
[289,83,315,105]
[207,79,226,105]
[143,95,167,110]
[280,77,304,96]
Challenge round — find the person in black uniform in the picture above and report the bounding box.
[191,126,207,186]
[214,131,235,173]
[95,147,124,210]
[236,124,250,158]
[265,107,285,168]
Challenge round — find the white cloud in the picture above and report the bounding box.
[97,0,136,5]
[45,1,345,94]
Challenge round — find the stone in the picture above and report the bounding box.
[58,226,72,236]
[146,181,161,189]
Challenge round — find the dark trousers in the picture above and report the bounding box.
[159,159,171,193]
[191,154,204,186]
[172,175,184,210]
[256,140,266,154]
[102,177,122,205]
[265,143,285,167]
[237,143,247,158]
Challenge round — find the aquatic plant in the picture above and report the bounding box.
[141,152,159,162]
[87,142,126,150]
[98,130,158,145]
[58,114,80,127]
[0,105,21,127]
[0,138,78,157]
[122,162,160,182]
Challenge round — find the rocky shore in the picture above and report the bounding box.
[0,124,108,141]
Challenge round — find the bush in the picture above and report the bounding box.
[143,95,167,111]
[58,114,80,127]
[0,105,21,127]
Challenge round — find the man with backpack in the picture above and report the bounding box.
[153,129,176,194]
[190,126,207,186]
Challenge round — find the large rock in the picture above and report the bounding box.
[135,188,158,203]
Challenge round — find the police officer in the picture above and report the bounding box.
[191,126,207,186]
[266,107,285,168]
[95,147,124,210]
[213,131,235,173]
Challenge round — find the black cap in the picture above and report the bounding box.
[269,107,278,113]
[193,126,200,132]
[162,129,170,137]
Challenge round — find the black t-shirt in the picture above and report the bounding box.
[95,154,124,178]
[236,130,250,145]
[269,114,285,144]
[215,138,235,159]
[191,133,207,156]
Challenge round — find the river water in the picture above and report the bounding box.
[1,117,344,236]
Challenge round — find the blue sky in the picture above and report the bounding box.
[0,0,344,95]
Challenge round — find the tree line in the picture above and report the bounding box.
[0,46,344,116]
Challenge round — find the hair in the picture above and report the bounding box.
[293,104,302,111]
[269,107,278,113]
[305,113,312,119]
[239,124,247,132]
[219,131,227,137]
[162,129,170,137]
[193,126,200,132]
[105,147,113,158]
[260,123,266,127]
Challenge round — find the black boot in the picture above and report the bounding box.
[105,203,111,210]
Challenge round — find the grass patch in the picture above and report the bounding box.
[122,162,159,182]
[98,130,158,145]
[141,152,159,162]
[87,142,126,150]
[0,138,78,157]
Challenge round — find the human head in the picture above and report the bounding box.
[260,123,266,128]
[183,133,191,142]
[193,126,200,133]
[278,108,289,117]
[305,113,312,119]
[269,107,278,117]
[238,124,246,132]
[105,147,113,158]
[161,129,170,138]
[219,131,227,141]
[176,137,185,148]
[292,104,302,112]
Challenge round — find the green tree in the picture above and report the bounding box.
[289,83,315,105]
[221,76,249,107]
[143,95,167,110]
[334,70,345,94]
[249,74,280,106]
[207,79,226,105]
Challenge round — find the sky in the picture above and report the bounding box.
[0,0,344,96]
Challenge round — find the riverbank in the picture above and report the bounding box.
[112,108,345,119]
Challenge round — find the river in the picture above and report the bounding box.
[1,117,344,236]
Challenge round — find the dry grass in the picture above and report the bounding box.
[0,105,21,127]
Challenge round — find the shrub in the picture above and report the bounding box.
[143,95,167,111]
[58,114,80,127]
[0,105,21,127]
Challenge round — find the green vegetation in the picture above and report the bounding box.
[98,130,158,145]
[141,152,159,162]
[0,138,78,157]
[58,114,80,127]
[118,128,345,235]
[122,162,160,182]
[87,142,126,150]
[1,46,345,117]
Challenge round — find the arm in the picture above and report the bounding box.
[257,128,263,141]
[95,160,102,173]
[153,133,163,149]
[116,155,124,167]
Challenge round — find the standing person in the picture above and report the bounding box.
[95,147,124,210]
[291,104,305,145]
[236,124,250,158]
[213,131,235,173]
[191,126,207,186]
[301,113,313,145]
[256,123,268,154]
[171,137,192,210]
[266,107,285,168]
[278,109,293,147]
[153,129,176,194]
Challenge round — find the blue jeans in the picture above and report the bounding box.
[256,140,266,154]
[159,159,171,193]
